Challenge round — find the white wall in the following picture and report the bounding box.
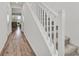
[0,3,10,50]
[43,2,79,47]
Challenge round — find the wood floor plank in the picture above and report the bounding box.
[0,31,35,56]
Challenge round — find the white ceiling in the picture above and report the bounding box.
[10,2,24,8]
[10,2,24,15]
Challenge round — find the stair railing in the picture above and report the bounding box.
[27,2,65,56]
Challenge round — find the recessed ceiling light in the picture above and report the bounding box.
[17,16,21,19]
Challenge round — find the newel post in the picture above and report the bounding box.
[58,9,65,56]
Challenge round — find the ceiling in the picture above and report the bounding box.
[10,2,24,15]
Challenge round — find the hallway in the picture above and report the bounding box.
[0,27,35,56]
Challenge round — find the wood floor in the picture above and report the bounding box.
[0,31,35,56]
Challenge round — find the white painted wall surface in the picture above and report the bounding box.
[0,3,11,50]
[43,2,79,47]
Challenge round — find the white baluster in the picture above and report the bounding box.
[56,25,58,50]
[51,21,54,42]
[41,9,43,25]
[35,4,38,18]
[40,8,42,24]
[53,19,57,55]
[37,6,39,19]
[50,19,53,45]
[47,14,48,34]
[48,17,50,37]
[43,10,44,27]
[45,12,47,32]
[39,7,41,23]
[38,6,40,21]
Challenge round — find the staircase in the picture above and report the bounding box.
[23,2,65,56]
